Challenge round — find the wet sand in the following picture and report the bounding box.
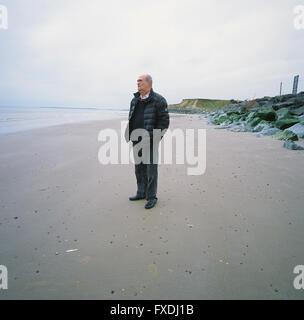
[0,114,304,300]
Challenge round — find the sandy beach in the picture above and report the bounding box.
[0,114,304,300]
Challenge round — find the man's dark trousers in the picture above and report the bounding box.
[132,138,159,201]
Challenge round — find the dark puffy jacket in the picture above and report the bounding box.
[124,88,170,143]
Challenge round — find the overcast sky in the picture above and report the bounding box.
[0,0,303,108]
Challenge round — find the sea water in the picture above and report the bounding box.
[0,106,128,135]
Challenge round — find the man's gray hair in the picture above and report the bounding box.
[146,74,153,86]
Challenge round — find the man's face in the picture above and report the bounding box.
[137,75,151,93]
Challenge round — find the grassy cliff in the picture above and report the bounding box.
[169,98,231,112]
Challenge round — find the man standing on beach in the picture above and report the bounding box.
[125,74,170,209]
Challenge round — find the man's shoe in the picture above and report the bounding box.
[145,198,157,209]
[129,194,146,201]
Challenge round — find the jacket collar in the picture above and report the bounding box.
[133,88,154,103]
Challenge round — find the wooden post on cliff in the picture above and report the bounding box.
[292,75,299,95]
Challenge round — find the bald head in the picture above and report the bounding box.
[137,74,152,96]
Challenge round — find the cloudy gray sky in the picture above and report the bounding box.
[0,0,303,108]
